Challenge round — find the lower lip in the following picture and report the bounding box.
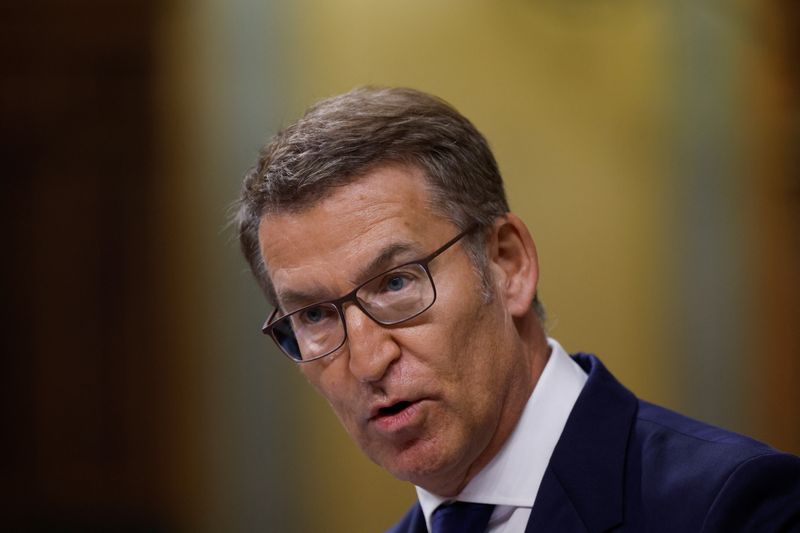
[371,400,425,433]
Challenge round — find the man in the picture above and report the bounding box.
[236,87,800,532]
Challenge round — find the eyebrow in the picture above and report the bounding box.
[275,285,330,314]
[356,241,421,283]
[275,240,424,313]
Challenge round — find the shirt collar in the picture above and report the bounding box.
[415,338,588,528]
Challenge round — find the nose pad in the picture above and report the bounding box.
[343,303,401,383]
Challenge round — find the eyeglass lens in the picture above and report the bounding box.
[272,263,435,361]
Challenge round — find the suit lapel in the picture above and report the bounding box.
[525,467,588,532]
[526,354,638,533]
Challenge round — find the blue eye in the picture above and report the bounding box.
[302,307,325,323]
[385,276,406,291]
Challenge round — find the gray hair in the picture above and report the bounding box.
[235,86,544,319]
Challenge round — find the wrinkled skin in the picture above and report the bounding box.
[258,164,548,496]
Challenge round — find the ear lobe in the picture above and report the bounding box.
[489,214,539,317]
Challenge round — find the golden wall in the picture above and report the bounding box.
[155,1,799,531]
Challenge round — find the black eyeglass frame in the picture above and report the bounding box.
[262,223,479,363]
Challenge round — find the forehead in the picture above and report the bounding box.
[257,164,457,303]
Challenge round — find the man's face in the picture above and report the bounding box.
[258,165,525,494]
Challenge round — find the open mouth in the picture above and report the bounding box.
[369,399,424,432]
[377,401,412,417]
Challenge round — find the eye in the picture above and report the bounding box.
[385,275,407,292]
[301,306,327,324]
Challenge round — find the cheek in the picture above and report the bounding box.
[303,359,361,426]
[447,303,512,399]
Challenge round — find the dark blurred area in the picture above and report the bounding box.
[1,1,166,531]
[1,1,799,532]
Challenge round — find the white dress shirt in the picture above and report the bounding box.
[415,338,588,532]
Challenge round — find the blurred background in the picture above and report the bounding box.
[3,0,798,531]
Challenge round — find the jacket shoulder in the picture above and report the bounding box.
[635,400,778,479]
[632,400,800,531]
[701,450,800,531]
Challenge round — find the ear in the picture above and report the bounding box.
[487,214,539,317]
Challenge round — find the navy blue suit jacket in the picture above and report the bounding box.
[386,354,800,532]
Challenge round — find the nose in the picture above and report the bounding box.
[343,303,401,383]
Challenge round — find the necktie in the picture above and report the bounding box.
[430,501,495,533]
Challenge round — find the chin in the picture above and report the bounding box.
[372,435,462,488]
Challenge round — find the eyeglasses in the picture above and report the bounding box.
[262,224,478,362]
